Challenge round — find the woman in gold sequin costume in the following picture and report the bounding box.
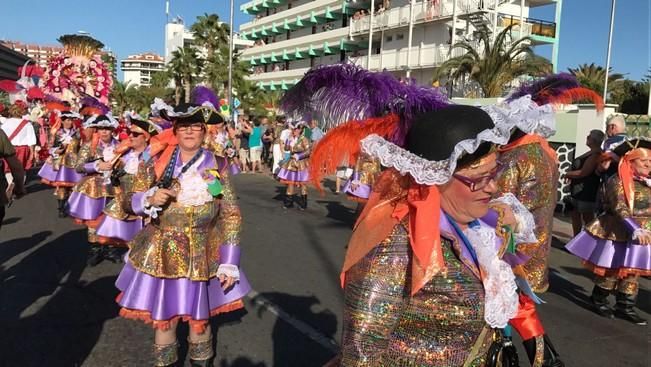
[67,114,120,264]
[277,120,311,210]
[115,96,251,367]
[343,152,381,203]
[566,138,651,326]
[94,116,162,263]
[38,109,83,217]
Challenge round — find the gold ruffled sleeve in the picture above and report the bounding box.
[124,160,156,216]
[74,143,92,173]
[218,168,242,247]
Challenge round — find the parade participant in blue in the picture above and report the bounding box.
[115,88,251,367]
[94,114,162,262]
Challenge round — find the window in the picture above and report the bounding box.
[386,35,393,42]
[396,33,404,40]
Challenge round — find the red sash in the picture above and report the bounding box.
[7,119,30,142]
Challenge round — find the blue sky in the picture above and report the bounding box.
[1,0,649,80]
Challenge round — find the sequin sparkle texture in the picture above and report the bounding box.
[495,143,558,293]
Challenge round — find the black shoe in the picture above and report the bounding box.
[615,292,647,325]
[57,199,68,218]
[297,194,307,210]
[87,246,105,267]
[523,335,565,367]
[190,359,214,367]
[283,195,294,209]
[104,247,124,264]
[590,285,614,319]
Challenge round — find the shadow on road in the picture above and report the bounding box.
[219,357,267,367]
[253,292,338,367]
[0,228,118,366]
[548,267,595,313]
[314,200,356,227]
[1,216,21,226]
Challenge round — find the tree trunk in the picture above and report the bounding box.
[184,81,191,103]
[175,86,181,105]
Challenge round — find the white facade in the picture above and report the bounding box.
[165,16,255,65]
[121,53,165,87]
[238,0,560,90]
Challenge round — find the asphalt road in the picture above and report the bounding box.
[0,172,648,367]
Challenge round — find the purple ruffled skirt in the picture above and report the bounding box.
[277,168,309,183]
[229,163,241,176]
[565,231,651,271]
[116,260,252,321]
[55,166,84,184]
[96,215,143,242]
[67,192,108,221]
[38,163,59,182]
[343,180,371,200]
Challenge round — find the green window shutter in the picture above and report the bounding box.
[270,52,278,62]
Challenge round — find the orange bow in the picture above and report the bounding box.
[149,129,178,180]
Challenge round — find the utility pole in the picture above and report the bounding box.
[228,0,235,122]
[603,0,616,103]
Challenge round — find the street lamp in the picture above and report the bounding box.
[228,0,235,122]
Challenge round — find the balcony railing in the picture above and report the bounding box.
[241,27,350,57]
[245,67,311,83]
[500,15,556,38]
[240,0,342,32]
[350,43,473,71]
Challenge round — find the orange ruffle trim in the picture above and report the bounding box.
[96,235,129,247]
[280,179,308,185]
[116,292,244,334]
[41,178,76,188]
[582,261,651,278]
[74,215,104,229]
[346,195,368,203]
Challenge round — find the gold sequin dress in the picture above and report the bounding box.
[277,135,310,183]
[566,176,651,295]
[115,149,251,332]
[496,143,558,293]
[344,153,381,202]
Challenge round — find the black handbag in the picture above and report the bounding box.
[486,329,520,367]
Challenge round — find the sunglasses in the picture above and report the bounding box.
[453,162,503,192]
[128,130,144,137]
[176,123,205,132]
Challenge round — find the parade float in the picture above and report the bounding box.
[41,34,113,106]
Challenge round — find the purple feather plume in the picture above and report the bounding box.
[79,94,110,114]
[506,73,579,105]
[280,63,449,146]
[191,86,219,108]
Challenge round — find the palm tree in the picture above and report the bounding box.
[110,80,136,115]
[169,46,203,103]
[568,63,624,101]
[190,13,229,59]
[434,25,551,97]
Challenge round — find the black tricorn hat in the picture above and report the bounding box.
[406,105,495,162]
[613,138,651,158]
[161,103,225,125]
[130,118,162,137]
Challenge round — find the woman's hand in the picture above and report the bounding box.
[491,203,518,228]
[636,231,651,245]
[219,274,237,290]
[147,188,176,207]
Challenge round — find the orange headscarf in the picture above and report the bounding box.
[499,133,558,164]
[148,128,179,180]
[618,147,650,210]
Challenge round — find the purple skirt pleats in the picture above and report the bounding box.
[277,168,309,183]
[55,166,84,184]
[566,231,651,271]
[67,192,107,221]
[115,261,252,321]
[96,215,143,242]
[343,180,371,200]
[38,163,59,182]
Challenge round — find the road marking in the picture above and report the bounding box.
[246,290,340,353]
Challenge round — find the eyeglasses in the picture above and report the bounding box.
[129,130,144,138]
[453,162,503,192]
[176,123,205,132]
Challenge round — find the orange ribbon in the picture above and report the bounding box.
[499,133,558,164]
[509,293,545,340]
[149,129,179,180]
[619,147,650,211]
[342,171,446,295]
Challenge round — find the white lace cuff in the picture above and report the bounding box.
[216,264,240,281]
[142,187,162,219]
[491,193,537,244]
[632,228,651,241]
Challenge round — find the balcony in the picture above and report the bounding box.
[352,43,471,71]
[241,27,352,60]
[241,0,289,15]
[246,67,311,90]
[240,0,343,34]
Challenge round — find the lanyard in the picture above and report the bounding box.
[445,213,480,270]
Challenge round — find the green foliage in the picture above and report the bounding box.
[568,63,624,103]
[433,25,551,97]
[611,79,649,114]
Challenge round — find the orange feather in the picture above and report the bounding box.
[547,87,605,111]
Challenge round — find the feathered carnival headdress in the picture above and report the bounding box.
[280,63,451,190]
[79,95,110,117]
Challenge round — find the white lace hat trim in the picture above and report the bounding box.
[482,95,556,138]
[360,123,511,185]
